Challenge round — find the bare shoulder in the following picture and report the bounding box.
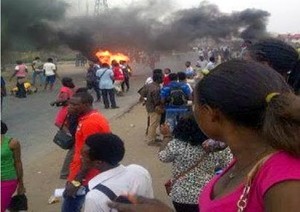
[265,181,300,211]
[9,138,20,149]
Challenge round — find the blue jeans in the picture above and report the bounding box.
[61,193,86,212]
[32,71,44,85]
[165,107,190,131]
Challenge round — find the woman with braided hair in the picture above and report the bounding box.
[245,38,300,94]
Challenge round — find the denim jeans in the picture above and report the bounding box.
[61,192,86,212]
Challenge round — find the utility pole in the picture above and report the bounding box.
[94,0,108,16]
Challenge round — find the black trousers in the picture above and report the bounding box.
[87,81,101,101]
[121,77,130,91]
[172,201,198,212]
[101,89,117,108]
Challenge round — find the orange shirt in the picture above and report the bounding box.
[67,110,111,182]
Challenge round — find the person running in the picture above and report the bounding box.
[83,133,154,212]
[9,60,28,98]
[96,63,119,109]
[62,92,111,212]
[43,58,57,91]
[31,57,44,86]
[109,60,300,212]
[1,121,26,212]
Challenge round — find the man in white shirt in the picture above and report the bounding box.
[83,133,154,212]
[43,58,57,91]
[205,56,216,71]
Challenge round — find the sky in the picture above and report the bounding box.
[67,0,299,33]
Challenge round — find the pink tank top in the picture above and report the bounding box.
[199,151,300,212]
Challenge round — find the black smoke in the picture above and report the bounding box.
[1,0,67,53]
[58,1,270,58]
[1,0,270,58]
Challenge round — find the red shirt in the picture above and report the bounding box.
[67,110,111,184]
[113,66,124,81]
[163,75,170,86]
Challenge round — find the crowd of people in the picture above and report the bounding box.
[1,38,300,212]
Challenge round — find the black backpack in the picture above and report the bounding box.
[168,86,187,106]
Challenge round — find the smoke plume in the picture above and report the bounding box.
[2,0,270,58]
[1,0,67,53]
[58,1,270,58]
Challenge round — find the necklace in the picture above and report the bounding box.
[228,148,269,179]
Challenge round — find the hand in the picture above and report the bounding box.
[160,123,171,137]
[63,181,80,198]
[108,195,173,212]
[17,183,26,195]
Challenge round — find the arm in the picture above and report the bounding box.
[9,70,18,81]
[159,123,172,151]
[265,181,300,212]
[10,139,25,194]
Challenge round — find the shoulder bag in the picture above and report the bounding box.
[164,153,207,196]
[53,115,74,150]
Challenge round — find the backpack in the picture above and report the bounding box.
[168,86,187,106]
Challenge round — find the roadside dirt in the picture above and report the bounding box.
[24,104,172,212]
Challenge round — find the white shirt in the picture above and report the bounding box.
[43,62,56,76]
[145,77,153,85]
[85,164,154,212]
[206,62,216,71]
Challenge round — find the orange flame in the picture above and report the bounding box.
[95,50,130,64]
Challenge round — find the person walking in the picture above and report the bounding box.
[159,116,232,212]
[62,92,111,212]
[9,60,28,98]
[86,61,101,102]
[31,57,44,86]
[43,58,57,91]
[139,73,163,146]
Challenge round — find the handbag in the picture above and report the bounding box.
[53,115,73,150]
[8,194,28,211]
[164,153,207,196]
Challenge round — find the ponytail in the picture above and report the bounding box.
[263,93,300,156]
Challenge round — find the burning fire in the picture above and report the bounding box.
[95,50,129,64]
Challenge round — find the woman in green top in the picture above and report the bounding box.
[1,121,25,212]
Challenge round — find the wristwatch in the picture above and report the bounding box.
[71,180,81,187]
